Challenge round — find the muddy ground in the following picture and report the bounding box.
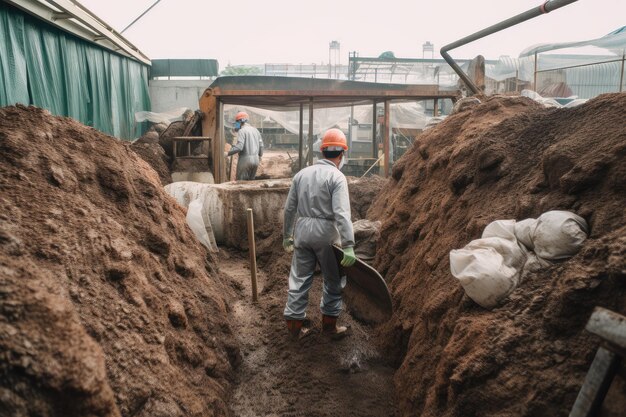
[369,93,626,416]
[220,248,397,417]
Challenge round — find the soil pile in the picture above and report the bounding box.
[255,150,293,179]
[348,175,386,220]
[368,94,626,416]
[0,106,239,417]
[130,141,172,185]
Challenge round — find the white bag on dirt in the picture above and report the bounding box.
[481,219,516,240]
[185,199,217,252]
[451,219,527,309]
[532,210,588,260]
[514,218,538,250]
[353,219,381,263]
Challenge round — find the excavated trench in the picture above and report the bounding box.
[219,248,398,417]
[2,93,625,417]
[164,174,399,416]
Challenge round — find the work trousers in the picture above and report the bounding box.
[283,239,345,320]
[236,155,259,181]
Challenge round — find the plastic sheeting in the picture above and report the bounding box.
[135,107,189,124]
[0,8,28,105]
[0,3,150,140]
[226,102,432,136]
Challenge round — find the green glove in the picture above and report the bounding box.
[341,247,356,267]
[283,237,294,253]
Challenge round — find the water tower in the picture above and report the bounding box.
[423,41,434,59]
[329,40,341,78]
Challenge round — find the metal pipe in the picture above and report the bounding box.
[536,57,625,73]
[440,0,579,95]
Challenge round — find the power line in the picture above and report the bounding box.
[121,0,163,34]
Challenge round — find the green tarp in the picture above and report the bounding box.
[0,3,150,139]
[150,59,218,78]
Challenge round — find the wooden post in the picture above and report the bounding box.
[383,99,390,178]
[569,307,626,417]
[246,208,258,302]
[569,347,620,417]
[298,103,304,171]
[199,88,220,182]
[371,100,377,159]
[216,99,225,183]
[307,98,314,166]
[433,98,439,117]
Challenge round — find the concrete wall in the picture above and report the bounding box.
[164,180,291,249]
[148,80,211,113]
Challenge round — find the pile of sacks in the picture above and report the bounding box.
[450,210,588,309]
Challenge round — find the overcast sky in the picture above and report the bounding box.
[79,0,625,67]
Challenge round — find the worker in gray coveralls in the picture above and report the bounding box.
[282,128,357,339]
[226,111,263,180]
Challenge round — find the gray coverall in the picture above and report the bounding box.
[283,159,355,320]
[228,124,264,180]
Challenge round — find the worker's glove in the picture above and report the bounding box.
[340,247,356,267]
[283,237,294,253]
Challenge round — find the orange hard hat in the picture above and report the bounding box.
[235,111,249,121]
[320,128,348,151]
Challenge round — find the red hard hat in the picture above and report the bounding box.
[235,111,249,121]
[320,128,348,151]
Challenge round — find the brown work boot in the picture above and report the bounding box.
[286,319,310,339]
[321,315,349,340]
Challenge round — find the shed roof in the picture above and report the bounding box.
[206,76,458,108]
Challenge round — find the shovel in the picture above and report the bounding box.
[331,244,393,324]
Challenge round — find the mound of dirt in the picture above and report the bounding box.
[0,106,239,417]
[348,175,387,220]
[368,94,626,416]
[130,142,172,185]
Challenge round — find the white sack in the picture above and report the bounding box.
[482,219,516,240]
[353,219,381,263]
[532,210,588,260]
[514,218,538,250]
[450,220,527,309]
[185,199,216,252]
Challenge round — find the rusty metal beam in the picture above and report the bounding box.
[210,88,447,98]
